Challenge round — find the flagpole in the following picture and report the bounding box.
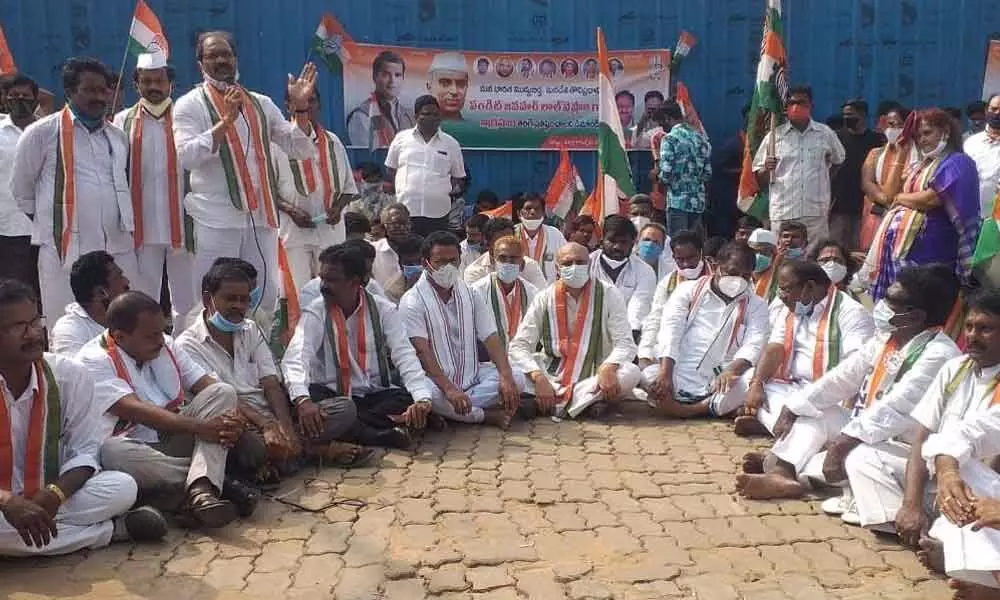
[111,45,130,118]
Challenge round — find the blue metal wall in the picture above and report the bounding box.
[3,0,999,201]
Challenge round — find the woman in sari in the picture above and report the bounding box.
[867,108,981,301]
[859,106,917,248]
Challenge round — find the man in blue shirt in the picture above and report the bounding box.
[658,99,712,237]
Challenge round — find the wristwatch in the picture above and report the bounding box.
[415,398,431,405]
[294,396,311,407]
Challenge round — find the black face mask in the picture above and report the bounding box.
[7,98,37,120]
[842,115,861,129]
[987,113,1000,130]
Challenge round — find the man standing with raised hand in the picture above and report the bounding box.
[115,53,196,331]
[173,32,317,318]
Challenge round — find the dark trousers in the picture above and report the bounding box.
[0,236,39,298]
[346,388,414,445]
[411,216,451,238]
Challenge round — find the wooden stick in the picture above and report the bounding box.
[767,112,778,185]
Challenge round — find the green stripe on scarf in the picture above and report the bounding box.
[488,279,506,347]
[325,135,341,196]
[580,283,605,379]
[289,160,309,197]
[246,94,281,214]
[364,290,394,388]
[540,306,560,376]
[826,291,843,372]
[322,310,344,396]
[41,360,61,486]
[199,88,244,212]
[53,129,66,256]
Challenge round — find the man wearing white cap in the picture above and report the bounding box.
[426,52,469,121]
[173,31,317,319]
[114,53,196,330]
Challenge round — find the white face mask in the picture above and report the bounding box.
[884,127,902,144]
[428,263,460,289]
[139,96,173,118]
[821,261,848,285]
[559,264,590,289]
[677,260,704,280]
[922,137,947,158]
[520,217,543,231]
[717,275,748,298]
[495,262,521,284]
[601,255,629,269]
[872,299,899,334]
[631,216,651,232]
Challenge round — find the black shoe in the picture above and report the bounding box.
[425,413,449,432]
[222,477,261,518]
[112,505,168,543]
[372,426,412,449]
[517,395,538,420]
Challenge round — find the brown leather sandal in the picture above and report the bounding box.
[314,442,377,468]
[186,486,238,528]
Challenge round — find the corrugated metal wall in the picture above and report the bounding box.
[3,0,999,201]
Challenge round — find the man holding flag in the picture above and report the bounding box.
[114,53,196,331]
[173,31,318,320]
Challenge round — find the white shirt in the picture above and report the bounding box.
[470,274,539,345]
[51,302,105,357]
[463,252,548,290]
[283,294,434,402]
[589,250,657,331]
[173,85,316,230]
[77,334,207,443]
[656,279,770,396]
[299,277,385,308]
[509,280,636,376]
[752,120,846,220]
[962,130,1000,217]
[516,224,567,282]
[175,314,278,415]
[458,239,482,277]
[385,127,465,219]
[11,111,134,257]
[272,130,358,248]
[767,291,873,383]
[113,106,185,247]
[637,266,708,360]
[794,331,959,442]
[3,353,105,495]
[372,238,401,287]
[0,115,33,237]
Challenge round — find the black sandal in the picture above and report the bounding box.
[186,487,238,528]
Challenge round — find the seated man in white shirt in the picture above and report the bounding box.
[85,292,249,528]
[844,291,1000,570]
[734,260,874,436]
[471,235,539,349]
[515,193,567,282]
[383,234,425,305]
[736,265,960,502]
[459,214,487,277]
[50,251,130,356]
[284,244,437,449]
[644,242,770,419]
[400,231,522,428]
[637,230,708,366]
[463,217,547,289]
[634,222,676,280]
[510,242,640,419]
[371,203,413,288]
[0,280,166,556]
[589,215,656,341]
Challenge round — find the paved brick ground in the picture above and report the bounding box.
[0,410,953,599]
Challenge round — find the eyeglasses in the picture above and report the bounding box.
[1,315,46,338]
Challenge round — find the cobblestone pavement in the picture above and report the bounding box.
[0,411,953,599]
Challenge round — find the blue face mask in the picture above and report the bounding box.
[754,253,772,273]
[637,240,663,262]
[402,265,423,279]
[249,285,263,309]
[785,247,804,260]
[208,310,244,333]
[68,101,105,131]
[466,243,482,254]
[794,300,813,317]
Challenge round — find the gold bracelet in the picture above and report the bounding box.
[46,483,67,505]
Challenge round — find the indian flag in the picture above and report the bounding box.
[544,146,587,225]
[589,27,635,225]
[671,30,697,73]
[269,241,301,360]
[127,0,169,58]
[737,0,788,219]
[675,81,706,137]
[975,189,1000,289]
[481,203,513,219]
[312,12,352,73]
[0,23,15,76]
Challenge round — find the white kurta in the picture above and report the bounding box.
[372,238,401,288]
[463,252,548,290]
[516,224,566,283]
[470,274,539,347]
[50,302,105,357]
[458,239,482,278]
[588,250,656,332]
[637,265,708,360]
[281,293,434,403]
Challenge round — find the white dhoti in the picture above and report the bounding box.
[0,470,137,557]
[524,363,641,419]
[429,365,526,424]
[136,245,197,330]
[844,440,935,528]
[769,406,850,482]
[38,246,139,329]
[640,364,745,417]
[928,461,1000,589]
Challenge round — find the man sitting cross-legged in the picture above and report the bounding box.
[509,242,641,419]
[283,244,437,450]
[735,265,961,502]
[85,292,253,529]
[470,235,539,349]
[644,242,770,419]
[463,217,547,289]
[399,231,522,428]
[0,280,166,556]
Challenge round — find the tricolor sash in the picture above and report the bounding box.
[52,107,77,261]
[868,156,941,282]
[367,93,396,149]
[684,276,750,377]
[101,333,184,436]
[539,281,605,399]
[322,290,394,397]
[942,357,1000,409]
[779,287,843,381]
[853,329,939,413]
[288,125,342,211]
[487,274,528,347]
[200,85,280,227]
[123,103,193,252]
[414,276,480,390]
[517,224,547,264]
[0,360,60,496]
[753,256,781,302]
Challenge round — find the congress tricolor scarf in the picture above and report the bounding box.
[0,360,60,496]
